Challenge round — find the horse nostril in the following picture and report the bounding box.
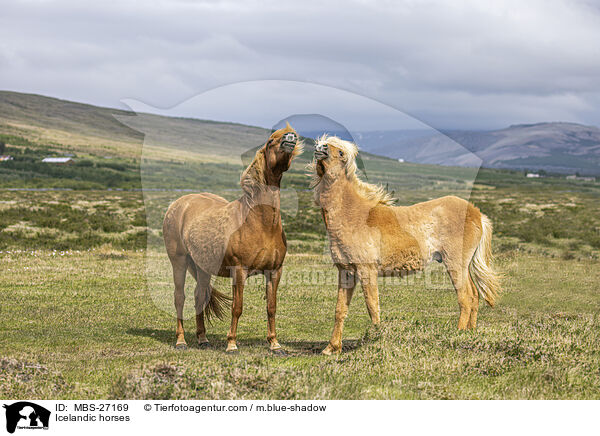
[282,133,296,143]
[280,132,297,151]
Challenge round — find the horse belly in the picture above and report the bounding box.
[378,243,424,276]
[366,205,425,274]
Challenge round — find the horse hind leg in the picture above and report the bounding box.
[169,254,188,349]
[467,277,479,329]
[455,274,473,330]
[190,262,211,348]
[444,260,475,330]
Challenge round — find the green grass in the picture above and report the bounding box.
[1,91,599,399]
[2,176,599,260]
[0,191,147,250]
[1,175,598,399]
[0,183,598,400]
[0,249,598,399]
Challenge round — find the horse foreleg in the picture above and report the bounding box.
[358,266,380,325]
[170,255,188,349]
[322,270,356,355]
[266,268,283,353]
[226,266,246,353]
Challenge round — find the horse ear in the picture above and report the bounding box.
[285,121,292,130]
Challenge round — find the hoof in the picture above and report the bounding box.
[321,344,340,356]
[226,342,239,354]
[197,341,210,349]
[270,348,287,356]
[175,343,188,350]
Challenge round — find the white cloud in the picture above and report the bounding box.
[1,0,599,129]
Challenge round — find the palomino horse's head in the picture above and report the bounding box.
[263,122,303,175]
[310,135,394,205]
[312,134,359,181]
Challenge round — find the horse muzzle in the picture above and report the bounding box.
[314,143,328,160]
[280,132,298,153]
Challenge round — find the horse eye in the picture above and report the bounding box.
[339,150,344,157]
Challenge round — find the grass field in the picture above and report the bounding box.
[1,92,599,399]
[1,180,599,399]
[1,247,598,399]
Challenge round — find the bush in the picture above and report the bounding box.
[76,159,94,167]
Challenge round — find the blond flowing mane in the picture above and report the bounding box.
[310,135,395,206]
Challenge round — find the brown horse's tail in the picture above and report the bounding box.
[204,283,231,322]
[469,214,501,307]
[188,257,231,322]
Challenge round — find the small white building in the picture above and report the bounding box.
[397,158,405,163]
[42,157,73,164]
[567,175,595,182]
[0,155,14,162]
[526,173,540,178]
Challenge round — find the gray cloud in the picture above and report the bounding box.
[1,0,599,129]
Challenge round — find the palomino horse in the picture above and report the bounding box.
[163,124,303,353]
[310,135,501,355]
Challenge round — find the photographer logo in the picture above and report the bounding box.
[2,402,50,434]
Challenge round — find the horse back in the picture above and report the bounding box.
[401,195,483,261]
[163,193,232,261]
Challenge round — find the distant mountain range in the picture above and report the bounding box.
[350,123,600,175]
[1,91,598,174]
[270,115,600,175]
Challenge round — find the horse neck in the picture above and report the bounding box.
[318,176,370,219]
[242,182,283,229]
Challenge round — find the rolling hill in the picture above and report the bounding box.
[0,91,271,163]
[3,91,479,192]
[1,91,598,177]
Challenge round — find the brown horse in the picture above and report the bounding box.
[163,124,303,353]
[310,135,501,355]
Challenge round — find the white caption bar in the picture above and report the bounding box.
[0,400,597,436]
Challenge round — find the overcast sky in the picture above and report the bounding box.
[1,0,600,130]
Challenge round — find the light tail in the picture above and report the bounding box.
[469,214,502,307]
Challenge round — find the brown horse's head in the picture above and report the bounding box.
[241,123,303,193]
[263,123,303,176]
